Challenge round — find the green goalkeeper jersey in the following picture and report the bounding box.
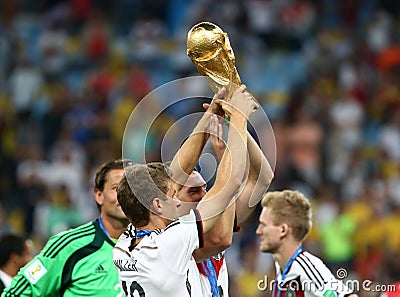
[2,219,123,297]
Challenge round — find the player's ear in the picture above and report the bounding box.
[9,252,19,265]
[152,198,163,214]
[281,223,289,237]
[94,189,104,206]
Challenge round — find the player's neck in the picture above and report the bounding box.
[1,263,17,278]
[100,214,129,240]
[144,213,171,230]
[275,241,302,271]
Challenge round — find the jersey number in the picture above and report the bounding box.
[121,280,145,297]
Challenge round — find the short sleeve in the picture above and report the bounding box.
[298,253,353,297]
[157,209,204,274]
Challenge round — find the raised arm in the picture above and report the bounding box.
[170,88,226,190]
[207,109,274,226]
[235,132,274,225]
[192,115,234,262]
[209,115,225,161]
[196,88,258,234]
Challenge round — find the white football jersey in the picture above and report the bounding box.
[273,251,354,297]
[113,210,204,297]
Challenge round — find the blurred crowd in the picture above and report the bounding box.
[0,0,399,296]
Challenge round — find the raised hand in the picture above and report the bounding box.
[209,114,226,161]
[216,85,259,120]
[203,87,226,118]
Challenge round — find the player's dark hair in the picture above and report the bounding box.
[0,234,26,267]
[117,162,172,227]
[94,159,132,210]
[94,159,132,191]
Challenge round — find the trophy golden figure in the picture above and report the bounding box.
[187,22,242,101]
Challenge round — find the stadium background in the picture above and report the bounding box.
[0,0,399,296]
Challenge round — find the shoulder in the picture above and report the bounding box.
[292,252,331,284]
[162,210,199,233]
[294,252,354,296]
[293,251,324,272]
[296,252,325,268]
[40,221,97,259]
[166,210,202,239]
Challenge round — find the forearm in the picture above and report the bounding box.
[193,203,235,262]
[247,132,273,185]
[236,132,274,225]
[197,114,248,234]
[170,114,211,189]
[216,116,247,187]
[171,88,227,188]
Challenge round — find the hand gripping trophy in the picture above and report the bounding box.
[187,22,242,101]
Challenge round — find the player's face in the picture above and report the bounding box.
[96,169,128,222]
[256,207,283,253]
[161,183,181,220]
[177,172,207,216]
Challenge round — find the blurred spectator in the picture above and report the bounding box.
[378,109,400,163]
[40,83,71,153]
[46,126,88,216]
[233,241,268,297]
[279,0,315,37]
[320,201,357,272]
[7,58,43,121]
[366,9,392,53]
[70,0,91,28]
[314,185,339,227]
[340,151,368,201]
[287,107,323,190]
[330,92,364,151]
[37,21,66,82]
[83,12,110,64]
[63,91,97,143]
[328,92,365,185]
[16,144,49,234]
[0,24,13,90]
[0,233,33,293]
[129,15,165,61]
[34,184,84,239]
[85,60,115,109]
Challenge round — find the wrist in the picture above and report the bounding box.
[193,114,211,134]
[230,113,248,126]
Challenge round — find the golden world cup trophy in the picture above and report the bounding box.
[187,22,242,102]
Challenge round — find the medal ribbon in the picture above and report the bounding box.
[201,258,219,297]
[273,245,303,297]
